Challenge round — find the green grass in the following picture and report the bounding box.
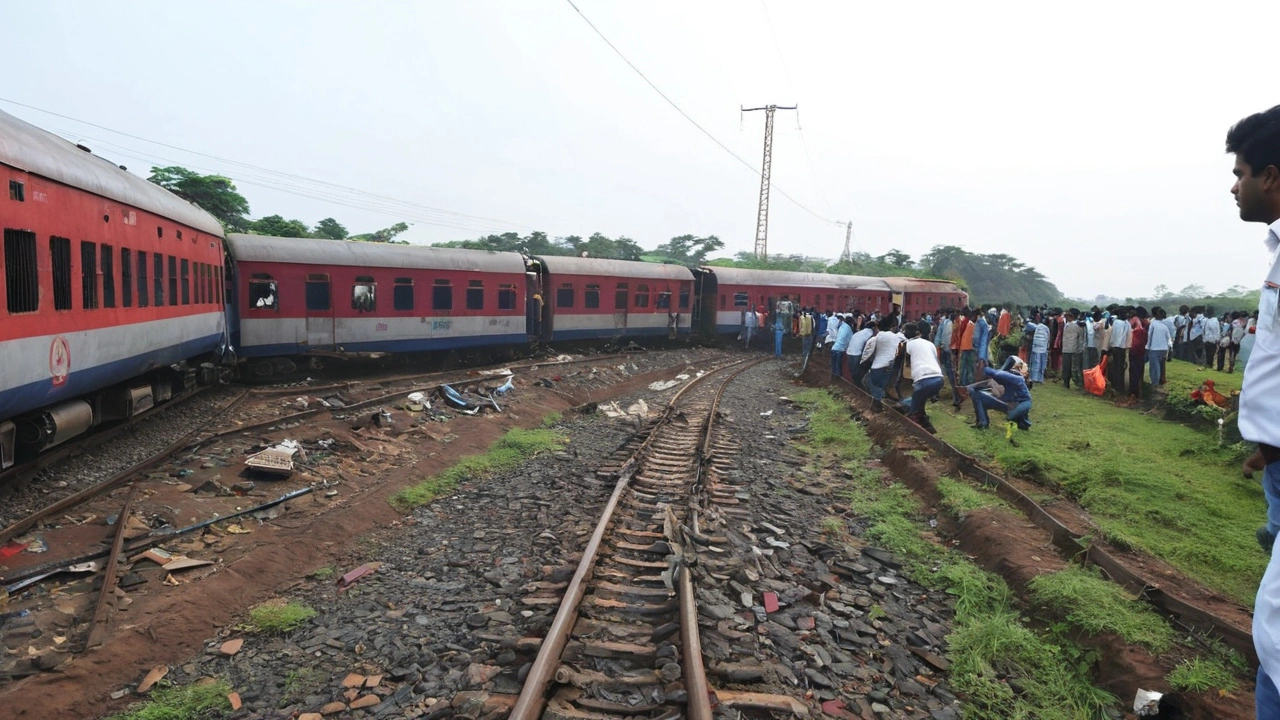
[820,516,845,535]
[247,600,317,634]
[1166,656,1239,693]
[1027,567,1176,653]
[929,372,1266,604]
[281,667,325,704]
[937,477,1009,518]
[390,427,565,511]
[540,411,563,427]
[107,681,232,720]
[308,565,335,580]
[792,390,1117,720]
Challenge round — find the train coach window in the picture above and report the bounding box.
[928,296,934,306]
[121,248,132,307]
[393,277,413,311]
[168,256,178,307]
[826,294,834,308]
[635,284,649,308]
[466,280,484,310]
[719,294,725,309]
[556,283,574,309]
[195,264,204,304]
[655,292,671,309]
[9,180,23,202]
[249,274,278,310]
[80,241,98,310]
[180,259,190,305]
[51,236,72,311]
[307,274,331,311]
[101,245,115,308]
[4,229,38,313]
[679,287,690,309]
[431,279,452,311]
[584,284,600,309]
[154,253,165,306]
[498,284,517,310]
[614,283,628,310]
[353,276,377,312]
[733,292,748,307]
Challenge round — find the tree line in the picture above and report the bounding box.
[146,166,409,242]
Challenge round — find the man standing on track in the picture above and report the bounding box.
[902,323,943,433]
[1224,103,1280,719]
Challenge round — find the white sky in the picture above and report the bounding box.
[3,1,1278,299]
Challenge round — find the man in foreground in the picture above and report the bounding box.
[967,357,1032,432]
[1225,103,1280,719]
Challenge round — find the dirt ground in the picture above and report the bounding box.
[0,350,716,719]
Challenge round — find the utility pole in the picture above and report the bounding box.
[840,221,852,263]
[742,104,796,260]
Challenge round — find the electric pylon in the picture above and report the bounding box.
[742,104,796,259]
[840,221,852,263]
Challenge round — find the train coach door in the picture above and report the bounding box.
[614,282,629,332]
[305,274,335,350]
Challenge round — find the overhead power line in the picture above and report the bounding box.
[0,97,538,235]
[759,0,835,217]
[563,0,840,227]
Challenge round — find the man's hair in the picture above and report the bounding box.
[902,322,919,339]
[878,316,896,331]
[1226,105,1280,174]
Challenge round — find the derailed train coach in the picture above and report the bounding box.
[225,234,530,379]
[691,265,968,336]
[0,109,228,467]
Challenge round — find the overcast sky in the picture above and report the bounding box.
[4,1,1278,299]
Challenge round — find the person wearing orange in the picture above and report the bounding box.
[958,309,977,385]
[997,307,1011,338]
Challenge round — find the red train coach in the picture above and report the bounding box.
[533,255,695,342]
[0,109,227,466]
[225,234,528,377]
[693,266,892,335]
[882,277,968,317]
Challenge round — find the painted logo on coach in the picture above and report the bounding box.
[49,336,70,387]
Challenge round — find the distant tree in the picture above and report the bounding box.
[1152,284,1170,299]
[248,215,311,238]
[650,234,725,265]
[1179,284,1207,298]
[351,222,410,244]
[557,232,644,261]
[877,249,913,268]
[313,217,348,240]
[148,166,250,231]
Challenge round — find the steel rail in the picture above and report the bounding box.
[508,357,757,720]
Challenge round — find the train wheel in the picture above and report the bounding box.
[252,360,274,379]
[272,358,298,375]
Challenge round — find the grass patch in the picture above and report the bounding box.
[929,369,1266,604]
[390,426,564,511]
[282,667,325,704]
[1028,567,1176,653]
[795,390,1117,719]
[247,600,317,634]
[308,565,334,580]
[107,680,232,720]
[936,477,1009,518]
[1166,656,1239,693]
[541,411,563,427]
[820,516,845,536]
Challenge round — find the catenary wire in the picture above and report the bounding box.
[563,0,841,227]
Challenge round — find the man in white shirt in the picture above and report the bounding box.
[1226,103,1280,718]
[1107,311,1131,396]
[902,323,943,433]
[861,317,904,412]
[1173,306,1189,361]
[1189,307,1207,366]
[1146,307,1173,385]
[847,322,876,388]
[1203,308,1221,369]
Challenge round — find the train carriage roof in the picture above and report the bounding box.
[0,109,225,237]
[226,234,527,273]
[697,266,891,292]
[881,276,966,294]
[535,255,694,282]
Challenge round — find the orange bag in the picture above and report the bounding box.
[1084,355,1108,396]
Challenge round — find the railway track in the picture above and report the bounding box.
[509,357,803,720]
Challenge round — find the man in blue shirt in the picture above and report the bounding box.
[974,311,991,374]
[1146,307,1173,385]
[969,358,1033,431]
[831,315,854,377]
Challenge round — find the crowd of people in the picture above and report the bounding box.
[739,297,1262,445]
[743,103,1280,719]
